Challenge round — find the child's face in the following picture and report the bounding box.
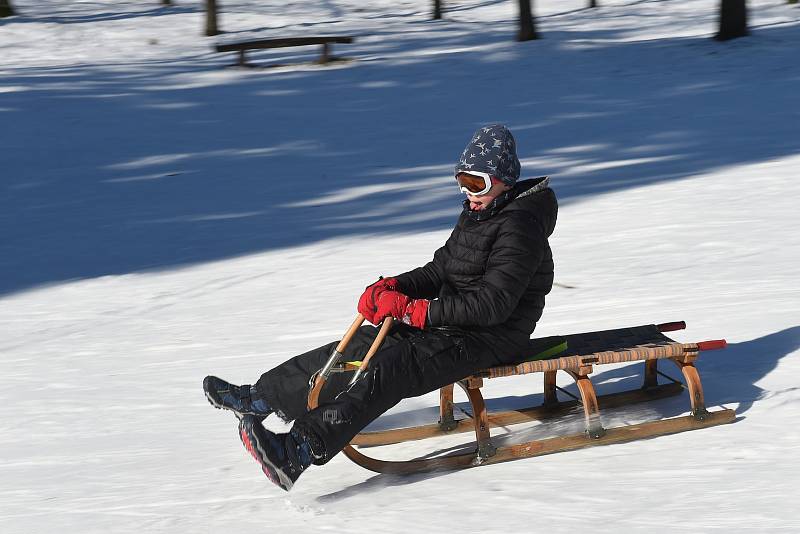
[465,179,510,211]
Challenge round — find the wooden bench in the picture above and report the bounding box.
[215,36,355,67]
[309,317,736,475]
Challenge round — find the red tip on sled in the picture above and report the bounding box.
[697,339,728,351]
[658,321,727,351]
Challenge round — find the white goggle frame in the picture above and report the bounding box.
[456,170,493,196]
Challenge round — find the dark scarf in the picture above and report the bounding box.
[462,177,551,221]
[463,187,519,221]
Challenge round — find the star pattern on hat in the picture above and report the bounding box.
[455,124,520,184]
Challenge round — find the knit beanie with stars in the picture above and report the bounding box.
[455,124,521,187]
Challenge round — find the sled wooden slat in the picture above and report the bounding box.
[350,409,736,475]
[482,409,736,466]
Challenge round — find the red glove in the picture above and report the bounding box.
[357,277,398,324]
[374,290,429,329]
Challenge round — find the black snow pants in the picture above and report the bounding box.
[254,323,509,464]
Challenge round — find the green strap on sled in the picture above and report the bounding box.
[345,339,567,368]
[525,340,568,361]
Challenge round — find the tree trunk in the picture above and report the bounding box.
[517,0,538,41]
[716,0,748,40]
[0,0,15,18]
[205,0,219,36]
[433,0,442,20]
[162,0,172,5]
[589,0,598,7]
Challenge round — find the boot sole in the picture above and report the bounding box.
[238,417,294,492]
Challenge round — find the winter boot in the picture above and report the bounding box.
[203,376,273,418]
[238,415,322,491]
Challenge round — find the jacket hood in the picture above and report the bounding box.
[463,176,557,235]
[502,176,558,237]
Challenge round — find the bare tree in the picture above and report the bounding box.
[517,0,538,41]
[716,0,748,40]
[0,0,15,18]
[205,0,219,36]
[433,0,442,20]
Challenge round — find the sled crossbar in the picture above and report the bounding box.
[338,321,735,474]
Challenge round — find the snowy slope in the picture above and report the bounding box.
[1,1,799,532]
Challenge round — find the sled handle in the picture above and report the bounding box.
[697,339,727,351]
[308,314,365,410]
[316,314,365,381]
[308,315,394,409]
[657,321,686,332]
[337,314,367,354]
[348,317,393,386]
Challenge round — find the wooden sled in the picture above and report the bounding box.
[308,317,735,475]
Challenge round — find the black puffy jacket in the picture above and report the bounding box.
[395,177,557,360]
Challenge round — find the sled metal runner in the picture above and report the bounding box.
[307,317,735,475]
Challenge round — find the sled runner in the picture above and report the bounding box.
[307,316,735,475]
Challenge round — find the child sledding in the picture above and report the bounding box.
[203,124,733,491]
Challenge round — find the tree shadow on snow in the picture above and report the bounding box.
[2,5,199,25]
[316,326,800,500]
[1,21,800,295]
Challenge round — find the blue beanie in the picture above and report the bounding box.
[455,124,521,186]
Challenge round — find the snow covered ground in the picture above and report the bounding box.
[2,1,799,532]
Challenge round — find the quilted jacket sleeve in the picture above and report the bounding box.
[394,246,448,300]
[427,213,545,327]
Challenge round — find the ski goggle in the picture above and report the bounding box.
[456,171,493,195]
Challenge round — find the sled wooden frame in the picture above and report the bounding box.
[307,316,736,475]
